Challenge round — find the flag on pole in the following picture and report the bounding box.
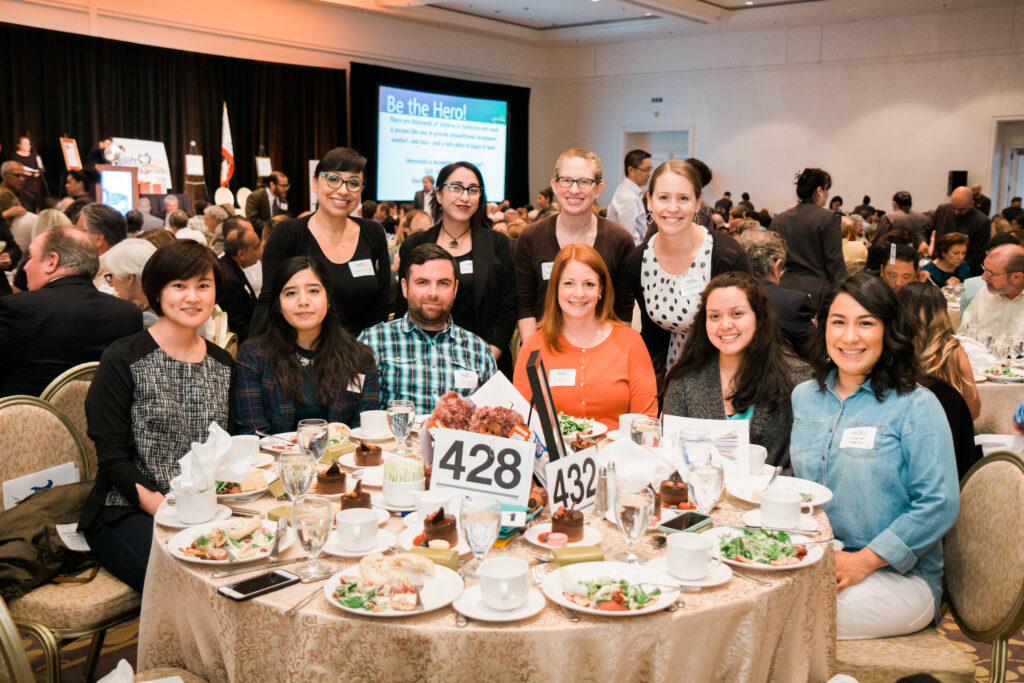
[219,102,234,187]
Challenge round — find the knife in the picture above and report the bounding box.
[212,558,304,579]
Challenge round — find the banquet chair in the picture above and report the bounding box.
[509,329,523,367]
[846,259,866,276]
[235,186,251,212]
[836,451,1024,682]
[213,186,234,207]
[39,362,100,477]
[0,396,140,683]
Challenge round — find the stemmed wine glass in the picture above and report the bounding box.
[630,417,662,449]
[613,485,654,563]
[291,494,333,578]
[990,340,1011,367]
[279,448,315,502]
[387,399,415,456]
[459,496,501,578]
[297,419,328,461]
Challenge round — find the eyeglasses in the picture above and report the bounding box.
[317,173,363,191]
[554,176,598,190]
[983,267,1008,278]
[442,183,482,197]
[103,273,114,284]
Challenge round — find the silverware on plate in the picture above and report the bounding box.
[284,573,335,617]
[531,564,579,622]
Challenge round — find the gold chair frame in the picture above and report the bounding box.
[38,362,100,404]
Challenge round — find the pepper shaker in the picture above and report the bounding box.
[593,466,608,517]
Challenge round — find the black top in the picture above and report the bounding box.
[760,279,815,358]
[931,204,990,276]
[254,215,390,337]
[770,201,846,311]
[450,252,476,329]
[217,255,256,342]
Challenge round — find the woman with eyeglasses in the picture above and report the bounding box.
[397,162,518,371]
[514,148,636,343]
[253,147,389,337]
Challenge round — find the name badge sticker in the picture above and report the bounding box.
[459,260,474,275]
[548,368,576,387]
[839,427,877,450]
[541,262,554,281]
[349,259,375,277]
[454,370,479,390]
[677,269,705,297]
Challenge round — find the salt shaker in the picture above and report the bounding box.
[606,461,617,508]
[593,466,608,517]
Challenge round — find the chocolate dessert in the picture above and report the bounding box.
[569,434,596,452]
[550,506,584,542]
[316,463,347,495]
[340,480,372,510]
[660,472,689,508]
[354,442,383,467]
[652,489,662,521]
[423,507,458,548]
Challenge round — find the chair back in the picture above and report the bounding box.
[846,259,866,275]
[213,187,234,207]
[236,186,252,211]
[0,397,88,512]
[945,451,1024,643]
[0,596,34,683]
[223,333,239,359]
[39,362,100,476]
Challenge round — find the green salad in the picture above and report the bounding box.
[559,571,661,611]
[718,529,807,566]
[558,412,595,436]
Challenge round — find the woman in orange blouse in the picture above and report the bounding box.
[513,244,657,430]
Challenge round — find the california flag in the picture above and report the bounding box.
[220,102,234,187]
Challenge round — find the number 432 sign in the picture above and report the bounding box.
[430,428,535,527]
[544,446,599,514]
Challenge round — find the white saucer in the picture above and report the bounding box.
[452,585,546,622]
[397,526,471,556]
[371,493,417,513]
[353,468,383,487]
[741,509,818,532]
[248,453,275,469]
[154,503,232,529]
[322,529,398,558]
[524,523,603,549]
[606,429,624,441]
[645,556,733,588]
[329,505,390,525]
[350,427,394,442]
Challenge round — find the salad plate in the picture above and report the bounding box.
[168,519,294,565]
[259,431,297,453]
[350,427,395,442]
[704,527,823,571]
[324,565,463,617]
[541,561,679,616]
[453,585,547,622]
[215,470,279,501]
[727,476,832,507]
[980,366,1024,383]
[247,453,275,469]
[645,556,733,588]
[155,503,232,529]
[525,523,603,549]
[558,413,608,440]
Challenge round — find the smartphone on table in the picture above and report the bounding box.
[217,569,300,601]
[657,510,713,534]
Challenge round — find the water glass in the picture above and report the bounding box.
[630,417,662,449]
[387,399,415,456]
[279,449,315,501]
[297,419,329,460]
[614,485,653,563]
[962,323,978,341]
[291,494,332,577]
[459,496,501,578]
[990,341,1011,366]
[678,429,712,466]
[1012,336,1024,360]
[687,461,724,515]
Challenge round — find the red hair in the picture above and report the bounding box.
[539,244,621,353]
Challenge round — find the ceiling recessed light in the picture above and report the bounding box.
[745,1,754,4]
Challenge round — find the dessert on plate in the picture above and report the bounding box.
[340,480,371,510]
[423,507,458,548]
[550,505,584,542]
[317,463,347,495]
[355,442,383,467]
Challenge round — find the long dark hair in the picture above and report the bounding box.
[259,256,375,406]
[432,161,489,230]
[666,271,795,413]
[808,272,921,400]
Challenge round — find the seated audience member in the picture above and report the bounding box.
[167,210,190,236]
[829,196,845,214]
[203,204,230,238]
[515,148,635,342]
[0,226,142,397]
[790,273,958,640]
[875,191,929,254]
[125,210,144,235]
[958,243,1024,340]
[187,199,209,234]
[138,228,176,249]
[865,229,912,273]
[7,209,74,294]
[135,198,164,230]
[63,169,96,224]
[79,240,232,592]
[236,257,380,434]
[513,244,656,430]
[879,242,924,294]
[931,186,990,276]
[923,232,970,287]
[217,218,261,342]
[738,229,814,356]
[161,194,180,223]
[78,203,127,256]
[663,272,810,470]
[991,215,1011,236]
[1002,197,1023,223]
[102,238,158,328]
[358,244,496,415]
[390,209,431,282]
[0,215,21,297]
[841,217,868,271]
[959,232,1021,311]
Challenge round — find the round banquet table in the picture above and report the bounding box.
[137,441,837,682]
[975,379,1024,435]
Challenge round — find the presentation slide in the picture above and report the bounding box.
[377,85,508,201]
[100,169,135,215]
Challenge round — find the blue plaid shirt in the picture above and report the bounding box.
[357,314,497,415]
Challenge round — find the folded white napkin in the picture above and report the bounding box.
[97,659,184,683]
[175,422,250,492]
[957,336,996,370]
[595,439,679,491]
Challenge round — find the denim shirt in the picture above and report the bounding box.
[790,372,959,617]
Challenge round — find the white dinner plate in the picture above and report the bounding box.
[453,585,547,622]
[727,475,832,508]
[248,453,275,469]
[259,431,297,453]
[741,509,819,533]
[645,556,733,588]
[541,561,679,616]
[704,526,824,572]
[525,523,603,549]
[981,368,1024,383]
[168,520,294,565]
[397,526,471,556]
[337,451,397,469]
[370,493,417,513]
[606,429,624,441]
[216,470,279,501]
[323,565,464,617]
[322,529,398,558]
[562,421,608,441]
[350,427,395,442]
[154,503,232,529]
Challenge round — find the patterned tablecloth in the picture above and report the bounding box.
[975,380,1024,436]
[138,440,837,682]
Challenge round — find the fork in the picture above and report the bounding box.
[531,564,579,622]
[409,571,424,611]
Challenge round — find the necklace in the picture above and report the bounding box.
[441,224,470,249]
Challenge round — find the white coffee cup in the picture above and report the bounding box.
[619,413,647,436]
[231,435,260,462]
[747,444,768,476]
[666,532,720,581]
[382,477,425,507]
[412,489,453,523]
[478,556,529,611]
[170,477,217,525]
[360,410,390,438]
[335,508,379,552]
[760,488,814,529]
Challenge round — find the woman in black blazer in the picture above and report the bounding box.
[396,161,517,373]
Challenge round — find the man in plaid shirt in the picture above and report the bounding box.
[358,244,496,415]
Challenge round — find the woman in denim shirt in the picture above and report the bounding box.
[790,272,959,640]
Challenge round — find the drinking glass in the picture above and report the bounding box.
[687,461,724,515]
[291,494,333,577]
[1012,336,1024,361]
[630,417,662,449]
[297,419,328,460]
[279,449,315,502]
[962,323,978,341]
[387,399,415,456]
[459,496,501,578]
[990,341,1011,366]
[614,485,653,563]
[678,429,712,467]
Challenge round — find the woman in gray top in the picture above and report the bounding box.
[662,271,811,471]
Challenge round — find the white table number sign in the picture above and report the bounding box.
[544,445,599,514]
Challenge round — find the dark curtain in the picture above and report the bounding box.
[0,22,347,213]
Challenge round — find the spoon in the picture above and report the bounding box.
[255,430,293,445]
[763,466,782,490]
